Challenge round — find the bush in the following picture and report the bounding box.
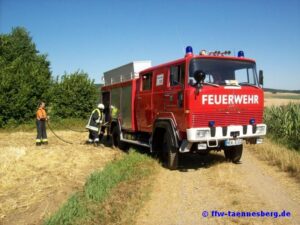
[0,27,52,127]
[0,27,99,127]
[50,71,98,118]
[264,103,300,150]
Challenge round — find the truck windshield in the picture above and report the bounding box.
[189,58,258,86]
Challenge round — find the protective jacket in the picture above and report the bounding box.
[86,109,103,132]
[36,107,47,120]
[111,107,118,119]
[36,107,47,144]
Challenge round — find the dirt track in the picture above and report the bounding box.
[136,146,300,225]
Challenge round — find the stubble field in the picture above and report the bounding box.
[0,131,122,225]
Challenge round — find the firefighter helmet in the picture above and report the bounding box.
[97,103,104,110]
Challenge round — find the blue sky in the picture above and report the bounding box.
[1,0,299,89]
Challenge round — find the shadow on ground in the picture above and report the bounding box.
[178,152,226,172]
[98,135,227,171]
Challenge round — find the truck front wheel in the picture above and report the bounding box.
[224,145,243,163]
[162,132,178,170]
[112,126,129,151]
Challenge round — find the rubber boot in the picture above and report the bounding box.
[86,139,94,145]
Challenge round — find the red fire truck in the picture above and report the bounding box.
[101,47,267,169]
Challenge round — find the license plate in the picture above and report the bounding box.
[225,139,242,146]
[197,143,207,150]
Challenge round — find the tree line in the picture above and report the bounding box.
[0,27,98,127]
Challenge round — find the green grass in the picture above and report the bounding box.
[0,117,87,132]
[44,150,158,225]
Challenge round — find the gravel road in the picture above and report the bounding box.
[135,146,300,225]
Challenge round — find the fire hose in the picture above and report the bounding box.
[46,120,74,144]
[46,120,109,145]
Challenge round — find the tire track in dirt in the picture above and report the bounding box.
[135,147,300,225]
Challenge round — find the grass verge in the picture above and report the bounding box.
[248,138,300,181]
[0,118,87,132]
[44,150,159,225]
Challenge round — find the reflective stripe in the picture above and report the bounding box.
[36,139,41,143]
[85,125,99,132]
[88,139,93,143]
[94,138,99,142]
[93,108,101,115]
[86,108,102,128]
[93,109,101,123]
[42,139,48,142]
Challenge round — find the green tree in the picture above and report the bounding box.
[50,71,98,118]
[0,27,52,127]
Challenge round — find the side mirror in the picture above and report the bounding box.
[193,70,206,95]
[194,70,206,84]
[259,70,264,86]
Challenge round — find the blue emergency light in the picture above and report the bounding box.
[186,46,193,54]
[238,51,244,57]
[209,121,215,127]
[249,118,255,125]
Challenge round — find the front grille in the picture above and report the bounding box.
[191,110,263,127]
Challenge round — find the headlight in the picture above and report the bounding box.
[256,125,266,135]
[196,129,210,138]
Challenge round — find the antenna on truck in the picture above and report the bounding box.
[175,24,185,55]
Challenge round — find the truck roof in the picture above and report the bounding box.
[139,55,256,74]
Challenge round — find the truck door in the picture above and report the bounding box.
[137,72,153,132]
[152,68,167,118]
[164,63,185,129]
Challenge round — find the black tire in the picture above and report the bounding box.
[224,145,243,163]
[112,126,129,151]
[162,132,178,170]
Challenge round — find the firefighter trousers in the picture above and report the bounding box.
[88,130,99,143]
[36,119,47,143]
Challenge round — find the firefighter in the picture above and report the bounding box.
[36,101,48,146]
[86,103,104,146]
[111,105,118,119]
[99,104,110,141]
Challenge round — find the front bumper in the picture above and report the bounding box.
[186,124,267,142]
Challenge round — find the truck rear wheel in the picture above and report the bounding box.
[162,132,178,170]
[224,145,243,163]
[112,126,129,151]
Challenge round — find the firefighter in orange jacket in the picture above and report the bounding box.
[36,101,48,146]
